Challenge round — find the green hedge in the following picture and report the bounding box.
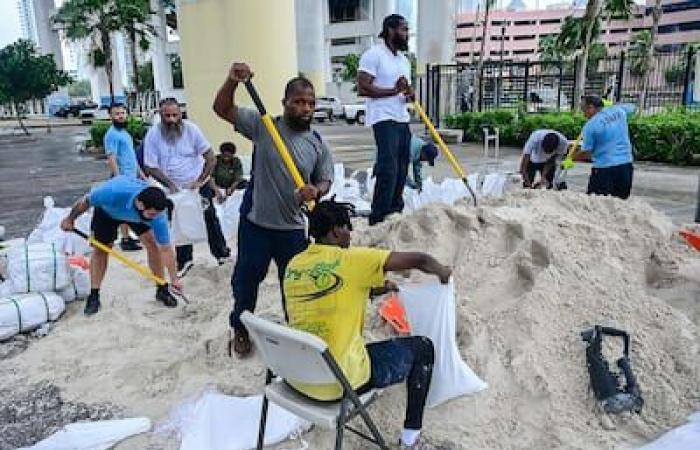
[446,109,700,165]
[89,116,148,149]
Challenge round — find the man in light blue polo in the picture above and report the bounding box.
[104,103,146,251]
[60,176,182,315]
[405,135,438,192]
[578,95,635,200]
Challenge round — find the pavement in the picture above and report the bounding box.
[0,122,697,240]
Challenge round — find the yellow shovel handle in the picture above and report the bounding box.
[413,101,467,180]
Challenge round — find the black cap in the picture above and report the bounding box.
[379,14,406,38]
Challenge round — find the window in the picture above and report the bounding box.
[514,20,536,25]
[331,37,358,46]
[331,56,346,64]
[457,22,476,28]
[631,27,647,32]
[329,0,368,23]
[491,35,510,41]
[540,18,561,25]
[169,54,183,89]
[513,49,534,54]
[491,20,506,26]
[514,34,536,40]
[610,28,627,34]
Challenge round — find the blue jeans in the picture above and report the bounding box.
[369,120,411,225]
[229,216,307,332]
[358,336,435,430]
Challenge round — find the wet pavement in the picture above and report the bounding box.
[0,127,109,239]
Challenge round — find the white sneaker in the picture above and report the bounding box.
[177,260,194,278]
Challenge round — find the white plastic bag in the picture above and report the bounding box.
[481,173,507,198]
[18,417,151,450]
[7,243,71,294]
[0,292,65,341]
[27,197,92,255]
[399,280,488,407]
[58,266,90,302]
[160,389,310,450]
[0,281,14,297]
[169,190,207,245]
[324,163,346,200]
[214,191,244,240]
[637,412,700,450]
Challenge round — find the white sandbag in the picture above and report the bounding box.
[0,292,65,341]
[324,163,346,200]
[1,238,25,280]
[399,280,487,408]
[7,243,71,294]
[481,173,507,198]
[58,266,90,302]
[0,281,14,297]
[637,412,700,450]
[214,191,244,240]
[18,417,151,450]
[169,190,207,245]
[159,389,310,450]
[27,197,92,256]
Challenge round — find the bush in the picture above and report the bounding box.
[447,109,700,165]
[629,112,700,165]
[89,116,148,150]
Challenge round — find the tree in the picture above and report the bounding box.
[117,0,157,92]
[53,0,121,104]
[475,0,496,110]
[638,0,663,108]
[341,53,360,91]
[0,40,71,135]
[628,30,653,77]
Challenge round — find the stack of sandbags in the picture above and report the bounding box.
[27,197,92,256]
[0,292,65,341]
[6,243,71,294]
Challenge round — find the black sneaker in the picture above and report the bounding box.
[84,292,101,315]
[156,285,178,308]
[119,238,142,252]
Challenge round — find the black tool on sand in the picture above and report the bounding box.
[581,325,644,415]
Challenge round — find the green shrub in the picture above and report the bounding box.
[89,116,148,149]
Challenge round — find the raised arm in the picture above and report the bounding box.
[212,62,253,126]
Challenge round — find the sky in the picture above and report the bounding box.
[0,0,22,49]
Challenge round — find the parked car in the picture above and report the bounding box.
[79,105,110,124]
[343,103,366,125]
[54,100,98,118]
[313,96,344,122]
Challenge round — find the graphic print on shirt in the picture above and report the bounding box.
[285,259,343,302]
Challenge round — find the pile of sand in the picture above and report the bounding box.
[0,190,698,450]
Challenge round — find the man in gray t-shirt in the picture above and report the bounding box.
[213,62,334,357]
[519,129,569,189]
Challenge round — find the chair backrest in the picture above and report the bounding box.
[241,311,339,385]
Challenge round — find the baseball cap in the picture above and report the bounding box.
[422,143,439,166]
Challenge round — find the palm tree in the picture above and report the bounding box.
[475,0,496,111]
[628,30,653,76]
[118,0,157,94]
[638,0,663,109]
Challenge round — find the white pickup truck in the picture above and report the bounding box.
[343,103,366,125]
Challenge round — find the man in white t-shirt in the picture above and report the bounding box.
[358,14,413,226]
[143,98,231,276]
[519,129,569,189]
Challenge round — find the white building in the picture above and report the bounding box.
[17,0,63,69]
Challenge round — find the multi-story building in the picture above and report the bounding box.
[455,0,700,62]
[17,0,63,68]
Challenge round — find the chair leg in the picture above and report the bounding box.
[257,395,269,450]
[335,399,347,450]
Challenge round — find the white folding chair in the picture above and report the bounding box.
[482,125,500,159]
[241,311,388,450]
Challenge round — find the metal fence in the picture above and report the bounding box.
[418,48,697,127]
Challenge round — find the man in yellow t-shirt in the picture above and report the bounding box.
[284,198,452,449]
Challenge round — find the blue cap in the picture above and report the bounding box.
[422,143,439,166]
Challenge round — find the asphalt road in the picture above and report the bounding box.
[0,122,697,240]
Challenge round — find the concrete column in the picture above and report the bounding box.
[295,0,326,94]
[417,0,456,70]
[150,0,174,100]
[33,0,63,69]
[178,0,298,153]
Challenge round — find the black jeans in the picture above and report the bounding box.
[369,120,411,225]
[229,216,307,331]
[176,184,230,269]
[358,336,435,430]
[587,163,634,200]
[523,159,556,188]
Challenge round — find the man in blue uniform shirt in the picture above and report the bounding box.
[60,176,182,315]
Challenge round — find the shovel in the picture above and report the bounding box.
[413,101,478,206]
[72,229,189,304]
[243,79,315,210]
[554,133,583,190]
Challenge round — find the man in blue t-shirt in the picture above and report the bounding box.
[60,176,182,315]
[104,103,147,251]
[578,95,635,199]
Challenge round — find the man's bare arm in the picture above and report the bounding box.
[357,71,404,98]
[146,166,178,193]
